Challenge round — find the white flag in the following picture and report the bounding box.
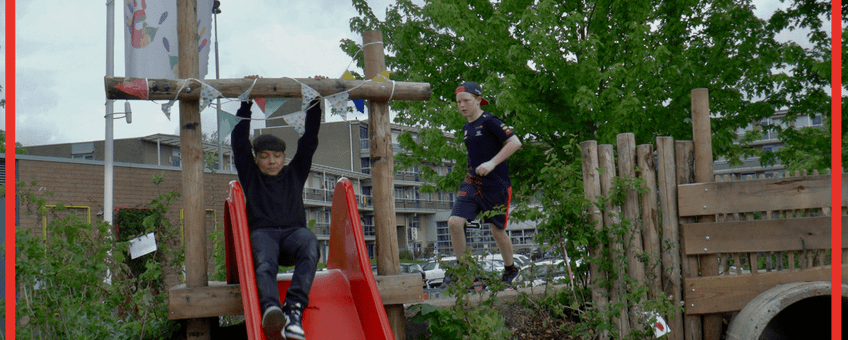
[124,0,213,79]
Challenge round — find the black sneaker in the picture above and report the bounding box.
[502,265,519,286]
[283,302,305,340]
[261,306,284,339]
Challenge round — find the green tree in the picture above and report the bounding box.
[345,0,801,191]
[759,0,848,171]
[344,1,841,336]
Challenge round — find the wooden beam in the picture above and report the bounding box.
[637,143,662,301]
[682,216,847,255]
[363,29,405,340]
[168,275,425,320]
[683,265,847,315]
[616,133,645,332]
[677,174,842,217]
[177,0,209,338]
[691,88,721,340]
[656,137,684,340]
[579,140,609,340]
[105,76,431,101]
[675,140,702,340]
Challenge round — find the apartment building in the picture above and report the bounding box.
[713,110,825,179]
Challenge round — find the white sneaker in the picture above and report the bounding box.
[283,303,305,340]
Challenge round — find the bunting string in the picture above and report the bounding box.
[148,40,389,137]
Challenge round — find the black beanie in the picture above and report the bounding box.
[252,134,286,154]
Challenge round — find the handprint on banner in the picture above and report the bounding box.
[126,0,162,49]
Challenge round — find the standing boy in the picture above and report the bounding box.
[446,81,523,287]
[231,76,322,340]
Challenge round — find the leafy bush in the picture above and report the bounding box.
[12,178,183,340]
[410,253,511,340]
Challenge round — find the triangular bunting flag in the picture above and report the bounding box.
[199,81,222,110]
[116,79,149,99]
[282,110,307,137]
[325,92,349,119]
[238,78,258,102]
[340,70,365,114]
[161,100,176,120]
[372,70,391,81]
[255,98,267,112]
[218,109,242,143]
[262,98,289,118]
[300,83,320,112]
[353,99,365,114]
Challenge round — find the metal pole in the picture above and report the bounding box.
[105,0,115,225]
[214,1,223,170]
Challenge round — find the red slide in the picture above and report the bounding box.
[224,178,394,340]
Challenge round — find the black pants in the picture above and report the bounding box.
[249,227,319,312]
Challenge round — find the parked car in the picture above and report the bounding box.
[400,262,426,280]
[422,257,458,288]
[529,258,574,285]
[525,262,570,286]
[482,253,531,269]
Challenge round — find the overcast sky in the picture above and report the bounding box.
[6,0,814,147]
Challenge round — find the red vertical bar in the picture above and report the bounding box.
[5,0,15,338]
[831,1,843,339]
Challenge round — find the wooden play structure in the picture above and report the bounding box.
[105,2,427,337]
[580,88,846,340]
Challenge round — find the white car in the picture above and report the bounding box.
[421,256,458,288]
[482,253,531,269]
[525,262,570,287]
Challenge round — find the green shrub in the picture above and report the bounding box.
[410,253,511,340]
[12,178,183,340]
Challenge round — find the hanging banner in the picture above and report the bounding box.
[124,0,213,79]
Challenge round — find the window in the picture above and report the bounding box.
[360,126,369,150]
[361,157,370,174]
[71,142,94,160]
[171,148,181,167]
[812,114,822,126]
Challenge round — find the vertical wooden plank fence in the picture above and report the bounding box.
[579,88,846,340]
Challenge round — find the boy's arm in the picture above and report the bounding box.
[290,99,322,175]
[231,101,256,177]
[475,135,522,177]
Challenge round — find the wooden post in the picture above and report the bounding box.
[599,144,629,335]
[363,30,404,340]
[177,1,210,339]
[616,133,646,331]
[579,140,609,340]
[691,88,721,340]
[636,143,662,300]
[675,140,702,340]
[656,137,683,340]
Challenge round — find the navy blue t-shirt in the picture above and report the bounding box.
[462,111,515,191]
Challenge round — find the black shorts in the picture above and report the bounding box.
[451,183,512,230]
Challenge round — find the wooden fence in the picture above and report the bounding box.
[579,89,846,340]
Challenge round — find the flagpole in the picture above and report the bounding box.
[105,0,115,225]
[213,1,223,170]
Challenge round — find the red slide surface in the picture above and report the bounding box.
[224,178,394,340]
